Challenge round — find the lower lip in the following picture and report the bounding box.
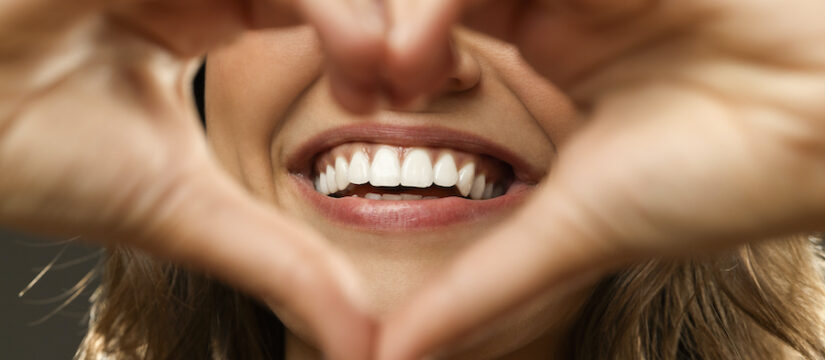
[292,175,533,231]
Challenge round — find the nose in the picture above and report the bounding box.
[385,38,482,110]
[440,42,481,94]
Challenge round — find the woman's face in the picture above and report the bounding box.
[207,26,583,358]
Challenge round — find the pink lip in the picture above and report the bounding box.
[288,124,540,230]
[293,174,533,230]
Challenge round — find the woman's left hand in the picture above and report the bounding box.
[375,1,825,358]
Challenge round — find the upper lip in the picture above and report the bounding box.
[286,124,544,183]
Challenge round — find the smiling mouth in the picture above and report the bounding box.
[288,125,539,230]
[312,142,513,201]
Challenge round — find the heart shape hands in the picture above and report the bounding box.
[2,1,825,359]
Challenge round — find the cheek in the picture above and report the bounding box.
[206,26,323,128]
[462,31,580,146]
[204,26,324,196]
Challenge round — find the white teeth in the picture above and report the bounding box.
[348,150,370,185]
[314,147,506,200]
[456,163,476,197]
[335,156,349,190]
[482,182,494,200]
[370,146,401,187]
[319,172,329,194]
[470,174,486,200]
[314,176,323,194]
[362,193,425,200]
[363,193,424,201]
[432,154,458,187]
[325,165,338,193]
[401,149,433,188]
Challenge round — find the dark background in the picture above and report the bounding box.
[1,229,100,359]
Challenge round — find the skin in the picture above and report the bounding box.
[0,1,382,359]
[377,1,825,358]
[206,26,581,358]
[1,0,824,359]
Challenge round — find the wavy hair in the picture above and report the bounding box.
[76,235,825,359]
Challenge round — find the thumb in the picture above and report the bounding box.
[384,0,477,104]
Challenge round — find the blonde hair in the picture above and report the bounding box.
[77,235,825,359]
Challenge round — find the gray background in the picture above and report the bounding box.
[1,229,100,360]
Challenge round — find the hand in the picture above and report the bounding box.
[378,1,825,358]
[0,1,385,358]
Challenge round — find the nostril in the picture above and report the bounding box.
[442,45,481,93]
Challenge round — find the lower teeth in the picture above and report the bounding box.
[360,193,440,201]
[319,182,507,200]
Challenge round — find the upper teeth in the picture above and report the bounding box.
[432,154,458,187]
[313,144,507,200]
[400,149,433,188]
[456,162,475,197]
[347,150,370,185]
[370,146,401,187]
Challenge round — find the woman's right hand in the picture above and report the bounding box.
[0,1,382,358]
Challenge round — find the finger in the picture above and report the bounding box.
[557,0,656,16]
[297,0,386,114]
[377,77,825,358]
[142,163,375,360]
[377,185,620,360]
[384,0,478,104]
